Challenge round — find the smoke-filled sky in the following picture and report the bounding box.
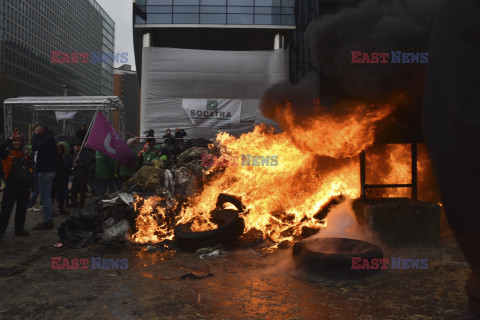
[306,0,436,101]
[261,0,437,143]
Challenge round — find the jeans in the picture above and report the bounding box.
[38,172,56,223]
[28,172,40,208]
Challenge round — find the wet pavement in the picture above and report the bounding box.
[0,201,470,320]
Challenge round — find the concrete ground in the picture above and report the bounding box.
[0,197,471,320]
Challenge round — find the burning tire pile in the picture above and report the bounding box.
[118,128,391,278]
[174,194,246,251]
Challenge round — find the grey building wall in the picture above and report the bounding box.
[0,0,115,136]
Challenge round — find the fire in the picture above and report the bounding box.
[132,102,401,244]
[132,196,174,243]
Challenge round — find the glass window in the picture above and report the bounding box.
[255,0,281,6]
[227,13,253,24]
[282,7,294,14]
[173,6,200,13]
[147,13,173,23]
[228,0,253,6]
[174,0,199,5]
[173,13,199,23]
[200,0,226,5]
[149,0,173,5]
[254,7,281,14]
[254,14,281,25]
[227,6,253,14]
[149,5,173,13]
[200,6,226,13]
[200,13,226,24]
[282,14,294,25]
[281,0,294,7]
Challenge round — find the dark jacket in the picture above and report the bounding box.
[32,131,57,172]
[174,129,187,139]
[53,154,68,189]
[0,139,32,181]
[75,128,87,142]
[72,150,91,178]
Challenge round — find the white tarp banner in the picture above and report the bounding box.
[55,111,77,121]
[182,99,241,129]
[140,47,286,139]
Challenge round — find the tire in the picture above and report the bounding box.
[216,193,245,213]
[174,208,245,251]
[292,237,383,277]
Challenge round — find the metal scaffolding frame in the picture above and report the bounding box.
[3,96,125,138]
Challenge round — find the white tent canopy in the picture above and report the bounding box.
[3,96,125,138]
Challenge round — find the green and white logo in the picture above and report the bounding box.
[207,100,218,111]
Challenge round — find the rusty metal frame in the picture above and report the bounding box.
[360,143,418,200]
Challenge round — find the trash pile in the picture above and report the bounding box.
[58,193,135,248]
[57,138,344,252]
[57,139,220,249]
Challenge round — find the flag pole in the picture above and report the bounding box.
[76,109,99,160]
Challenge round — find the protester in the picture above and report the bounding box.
[174,128,187,139]
[152,145,168,169]
[69,144,90,209]
[58,141,73,208]
[32,125,57,230]
[0,129,32,237]
[160,143,173,160]
[137,143,157,168]
[118,138,137,185]
[146,129,155,147]
[154,145,168,162]
[51,143,69,216]
[95,151,115,199]
[162,129,174,144]
[86,148,96,197]
[75,124,88,142]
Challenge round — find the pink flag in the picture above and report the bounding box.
[85,112,136,168]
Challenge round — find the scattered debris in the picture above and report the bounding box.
[178,272,213,280]
[248,249,265,257]
[102,218,130,243]
[195,245,224,255]
[57,209,102,249]
[199,250,227,259]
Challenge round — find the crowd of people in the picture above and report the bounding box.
[0,125,187,239]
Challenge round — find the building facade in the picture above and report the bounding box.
[133,0,295,138]
[114,64,139,138]
[0,0,115,136]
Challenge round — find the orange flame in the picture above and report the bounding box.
[132,102,410,244]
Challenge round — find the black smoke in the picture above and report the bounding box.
[261,0,437,142]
